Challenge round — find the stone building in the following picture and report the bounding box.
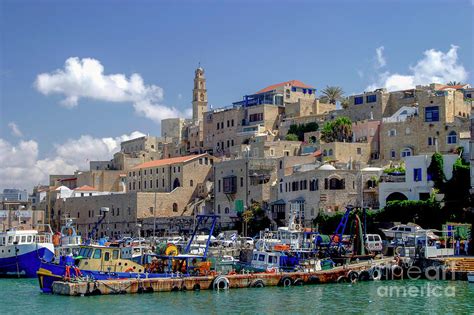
[320,142,371,165]
[379,87,470,162]
[270,161,381,227]
[378,154,458,208]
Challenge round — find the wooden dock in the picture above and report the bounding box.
[52,258,394,296]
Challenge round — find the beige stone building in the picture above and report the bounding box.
[320,142,371,165]
[379,87,470,161]
[270,162,381,227]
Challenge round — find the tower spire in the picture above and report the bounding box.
[192,66,207,122]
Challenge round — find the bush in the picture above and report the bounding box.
[285,133,299,141]
[287,122,319,141]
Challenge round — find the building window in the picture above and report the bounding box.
[414,168,422,182]
[249,113,264,122]
[217,205,221,214]
[327,178,345,190]
[401,148,412,157]
[224,207,230,214]
[150,180,153,188]
[279,160,283,169]
[223,176,237,194]
[309,179,318,191]
[447,131,457,144]
[388,129,397,137]
[231,119,234,127]
[428,137,433,146]
[354,96,363,105]
[425,106,440,122]
[217,123,220,130]
[291,87,296,92]
[390,150,396,159]
[328,149,333,156]
[366,94,377,103]
[190,180,193,187]
[240,177,244,187]
[144,181,147,189]
[172,203,178,212]
[357,148,362,155]
[218,180,221,193]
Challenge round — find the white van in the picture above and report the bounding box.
[365,234,383,252]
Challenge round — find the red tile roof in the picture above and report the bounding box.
[132,154,207,169]
[74,185,97,191]
[438,84,468,90]
[58,177,77,182]
[255,80,314,94]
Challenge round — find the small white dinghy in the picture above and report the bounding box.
[468,272,474,283]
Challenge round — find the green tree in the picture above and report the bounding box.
[287,122,319,141]
[427,152,446,191]
[320,86,344,104]
[340,97,350,109]
[285,133,299,141]
[320,116,352,143]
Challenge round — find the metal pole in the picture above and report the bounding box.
[153,192,157,238]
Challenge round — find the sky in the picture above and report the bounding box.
[1,0,473,191]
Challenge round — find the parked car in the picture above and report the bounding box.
[365,234,383,252]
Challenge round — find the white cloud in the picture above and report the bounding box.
[367,45,468,91]
[177,93,183,100]
[0,131,145,191]
[375,46,386,68]
[35,57,189,123]
[8,122,23,137]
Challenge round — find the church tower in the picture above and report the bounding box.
[192,66,208,122]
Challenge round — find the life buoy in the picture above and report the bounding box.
[337,276,348,283]
[279,276,293,287]
[124,266,134,273]
[250,279,265,288]
[266,267,277,274]
[347,270,359,282]
[213,276,230,290]
[358,270,370,281]
[371,267,382,281]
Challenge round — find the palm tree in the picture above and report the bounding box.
[340,97,350,109]
[320,116,352,143]
[320,86,344,104]
[447,81,462,86]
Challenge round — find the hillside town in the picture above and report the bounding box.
[2,67,473,239]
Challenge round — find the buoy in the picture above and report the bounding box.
[347,270,359,282]
[371,267,382,281]
[279,276,293,287]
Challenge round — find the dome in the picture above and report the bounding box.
[319,164,336,170]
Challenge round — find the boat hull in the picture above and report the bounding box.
[468,273,474,283]
[0,243,55,278]
[37,262,181,293]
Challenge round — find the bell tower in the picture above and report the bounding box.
[192,66,208,122]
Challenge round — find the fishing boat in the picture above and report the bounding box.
[0,226,55,277]
[53,218,83,259]
[37,215,219,293]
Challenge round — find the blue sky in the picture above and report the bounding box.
[0,0,473,190]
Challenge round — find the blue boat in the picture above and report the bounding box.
[0,228,55,277]
[38,215,219,293]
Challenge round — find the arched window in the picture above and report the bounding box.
[172,203,178,212]
[323,149,327,156]
[328,177,345,190]
[401,148,413,157]
[173,178,181,189]
[190,180,194,187]
[328,149,333,156]
[309,178,319,191]
[447,131,457,144]
[225,207,230,214]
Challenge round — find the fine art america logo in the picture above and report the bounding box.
[376,262,457,298]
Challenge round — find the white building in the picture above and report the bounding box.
[379,154,458,208]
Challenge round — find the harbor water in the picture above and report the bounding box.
[2,279,473,314]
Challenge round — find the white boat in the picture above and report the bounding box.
[0,226,55,277]
[381,223,438,240]
[54,219,82,258]
[468,272,474,283]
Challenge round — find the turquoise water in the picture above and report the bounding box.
[2,279,474,314]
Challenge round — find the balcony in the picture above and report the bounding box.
[379,174,406,183]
